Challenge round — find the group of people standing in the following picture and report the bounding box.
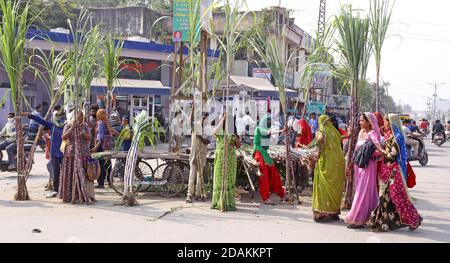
[311,112,422,231]
[19,103,132,205]
[186,108,422,232]
[187,111,286,210]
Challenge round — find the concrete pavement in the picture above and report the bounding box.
[0,138,449,243]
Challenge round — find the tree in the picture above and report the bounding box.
[370,0,394,112]
[102,34,125,115]
[0,0,35,200]
[24,48,72,182]
[334,5,373,209]
[63,9,102,204]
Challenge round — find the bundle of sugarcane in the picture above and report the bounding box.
[121,111,159,206]
[267,145,301,163]
[236,149,259,167]
[290,147,320,170]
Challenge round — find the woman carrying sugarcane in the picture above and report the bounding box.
[211,112,241,211]
[253,114,286,205]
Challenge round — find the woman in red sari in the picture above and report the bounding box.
[296,119,313,148]
[368,114,422,231]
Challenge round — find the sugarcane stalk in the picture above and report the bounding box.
[15,111,29,201]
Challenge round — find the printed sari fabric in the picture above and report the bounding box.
[312,115,345,219]
[211,135,237,211]
[368,114,421,231]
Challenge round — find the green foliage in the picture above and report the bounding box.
[29,48,71,103]
[370,0,394,72]
[334,5,373,97]
[115,111,160,151]
[0,0,35,112]
[65,9,103,111]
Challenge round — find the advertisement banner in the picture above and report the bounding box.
[173,0,193,42]
[313,70,331,89]
[307,101,326,115]
[252,68,271,80]
[173,0,212,42]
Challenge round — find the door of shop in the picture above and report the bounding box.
[131,95,150,121]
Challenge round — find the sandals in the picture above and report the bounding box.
[185,196,193,204]
[263,199,275,205]
[347,225,363,229]
[409,216,423,231]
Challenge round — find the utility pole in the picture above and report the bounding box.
[427,82,446,121]
[318,0,326,41]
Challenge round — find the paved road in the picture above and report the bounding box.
[0,138,449,243]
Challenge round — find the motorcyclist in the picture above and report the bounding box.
[0,113,17,167]
[419,118,429,134]
[403,119,420,159]
[433,120,446,141]
[411,120,420,133]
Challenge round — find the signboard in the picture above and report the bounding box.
[307,101,326,115]
[173,0,191,42]
[313,71,331,89]
[328,95,350,109]
[252,68,271,80]
[173,0,212,42]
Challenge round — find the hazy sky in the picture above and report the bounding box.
[246,0,450,111]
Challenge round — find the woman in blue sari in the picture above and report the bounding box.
[368,114,422,231]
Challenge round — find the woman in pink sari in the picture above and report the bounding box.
[345,112,385,229]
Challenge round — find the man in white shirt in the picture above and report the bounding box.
[403,120,419,158]
[236,109,256,136]
[0,113,17,166]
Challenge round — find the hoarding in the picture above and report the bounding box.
[307,101,326,115]
[252,68,271,80]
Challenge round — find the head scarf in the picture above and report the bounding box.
[318,115,340,137]
[365,112,381,142]
[96,109,108,122]
[388,114,409,181]
[297,119,313,146]
[253,114,274,165]
[313,115,345,212]
[374,112,385,135]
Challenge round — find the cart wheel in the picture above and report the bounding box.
[153,163,186,197]
[110,160,126,195]
[110,159,150,195]
[137,160,154,192]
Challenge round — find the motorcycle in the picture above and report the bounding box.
[419,128,429,137]
[407,134,428,166]
[433,132,446,147]
[0,137,32,172]
[23,124,46,151]
[446,129,450,142]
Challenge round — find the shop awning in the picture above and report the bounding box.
[229,75,297,98]
[57,76,171,96]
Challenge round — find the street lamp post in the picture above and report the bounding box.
[427,82,446,121]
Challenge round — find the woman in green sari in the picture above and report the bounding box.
[211,113,241,211]
[312,115,346,222]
